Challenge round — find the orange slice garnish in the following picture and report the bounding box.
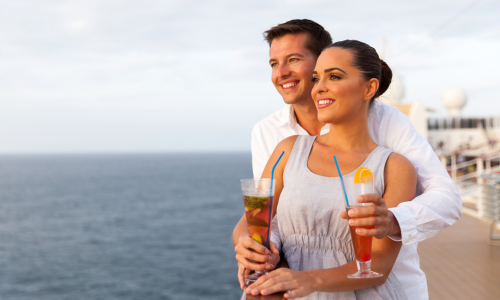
[251,233,263,244]
[354,167,376,184]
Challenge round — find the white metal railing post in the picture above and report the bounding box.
[486,159,492,172]
[477,157,484,218]
[441,156,447,167]
[451,155,457,181]
[477,157,484,178]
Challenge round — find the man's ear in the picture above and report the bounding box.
[364,78,379,101]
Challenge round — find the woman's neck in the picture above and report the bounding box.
[322,111,377,153]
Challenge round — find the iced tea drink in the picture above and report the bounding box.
[243,195,272,248]
[240,179,275,285]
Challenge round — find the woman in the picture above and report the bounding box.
[234,40,417,299]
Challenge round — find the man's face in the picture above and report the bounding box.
[269,33,317,105]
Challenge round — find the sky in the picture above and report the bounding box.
[0,0,499,153]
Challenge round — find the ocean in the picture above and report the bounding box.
[0,153,252,300]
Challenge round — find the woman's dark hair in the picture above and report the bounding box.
[324,40,392,101]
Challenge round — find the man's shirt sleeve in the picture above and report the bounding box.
[377,105,462,245]
[251,122,271,179]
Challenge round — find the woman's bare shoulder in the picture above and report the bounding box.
[272,135,299,165]
[385,152,416,176]
[383,152,417,206]
[260,135,299,178]
[276,135,299,151]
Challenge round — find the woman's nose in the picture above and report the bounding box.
[315,79,327,93]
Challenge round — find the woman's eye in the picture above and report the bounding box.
[311,77,319,83]
[329,74,340,80]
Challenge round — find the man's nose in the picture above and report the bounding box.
[276,63,291,78]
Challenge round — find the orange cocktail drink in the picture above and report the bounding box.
[347,170,382,279]
[347,208,373,262]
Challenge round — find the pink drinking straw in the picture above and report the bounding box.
[265,151,285,249]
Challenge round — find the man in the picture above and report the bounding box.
[233,19,461,299]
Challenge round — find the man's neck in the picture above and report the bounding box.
[292,99,326,136]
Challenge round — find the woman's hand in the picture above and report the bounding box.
[340,193,401,239]
[245,268,319,299]
[235,236,280,288]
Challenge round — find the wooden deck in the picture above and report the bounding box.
[418,214,500,300]
[241,214,500,299]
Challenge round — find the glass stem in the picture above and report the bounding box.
[357,260,372,274]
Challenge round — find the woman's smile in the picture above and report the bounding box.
[317,97,335,109]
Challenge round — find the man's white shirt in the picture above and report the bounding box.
[251,101,462,300]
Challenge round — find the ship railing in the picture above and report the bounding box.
[445,153,500,182]
[442,153,500,220]
[478,174,500,244]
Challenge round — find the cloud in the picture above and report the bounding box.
[0,0,499,152]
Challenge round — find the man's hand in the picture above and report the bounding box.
[234,236,280,289]
[340,193,401,239]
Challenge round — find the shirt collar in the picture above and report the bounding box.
[276,104,294,127]
[276,104,331,135]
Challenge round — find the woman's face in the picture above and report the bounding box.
[311,47,377,125]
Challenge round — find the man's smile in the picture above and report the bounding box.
[280,80,299,90]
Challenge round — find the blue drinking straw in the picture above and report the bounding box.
[266,151,285,249]
[333,155,350,207]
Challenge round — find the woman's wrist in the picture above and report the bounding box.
[304,270,324,292]
[232,231,249,246]
[271,254,280,269]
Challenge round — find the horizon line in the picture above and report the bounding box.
[0,150,252,156]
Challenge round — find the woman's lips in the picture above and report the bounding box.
[317,98,335,109]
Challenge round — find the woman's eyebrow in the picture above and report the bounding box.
[324,67,347,74]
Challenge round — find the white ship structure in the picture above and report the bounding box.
[379,78,500,242]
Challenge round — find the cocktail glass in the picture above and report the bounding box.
[240,178,275,285]
[347,174,383,279]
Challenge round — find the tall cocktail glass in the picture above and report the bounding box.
[240,178,275,285]
[347,174,383,279]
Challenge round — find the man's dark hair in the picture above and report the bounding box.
[325,40,393,102]
[263,19,332,57]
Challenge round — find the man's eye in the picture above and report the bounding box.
[290,58,297,62]
[270,63,277,67]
